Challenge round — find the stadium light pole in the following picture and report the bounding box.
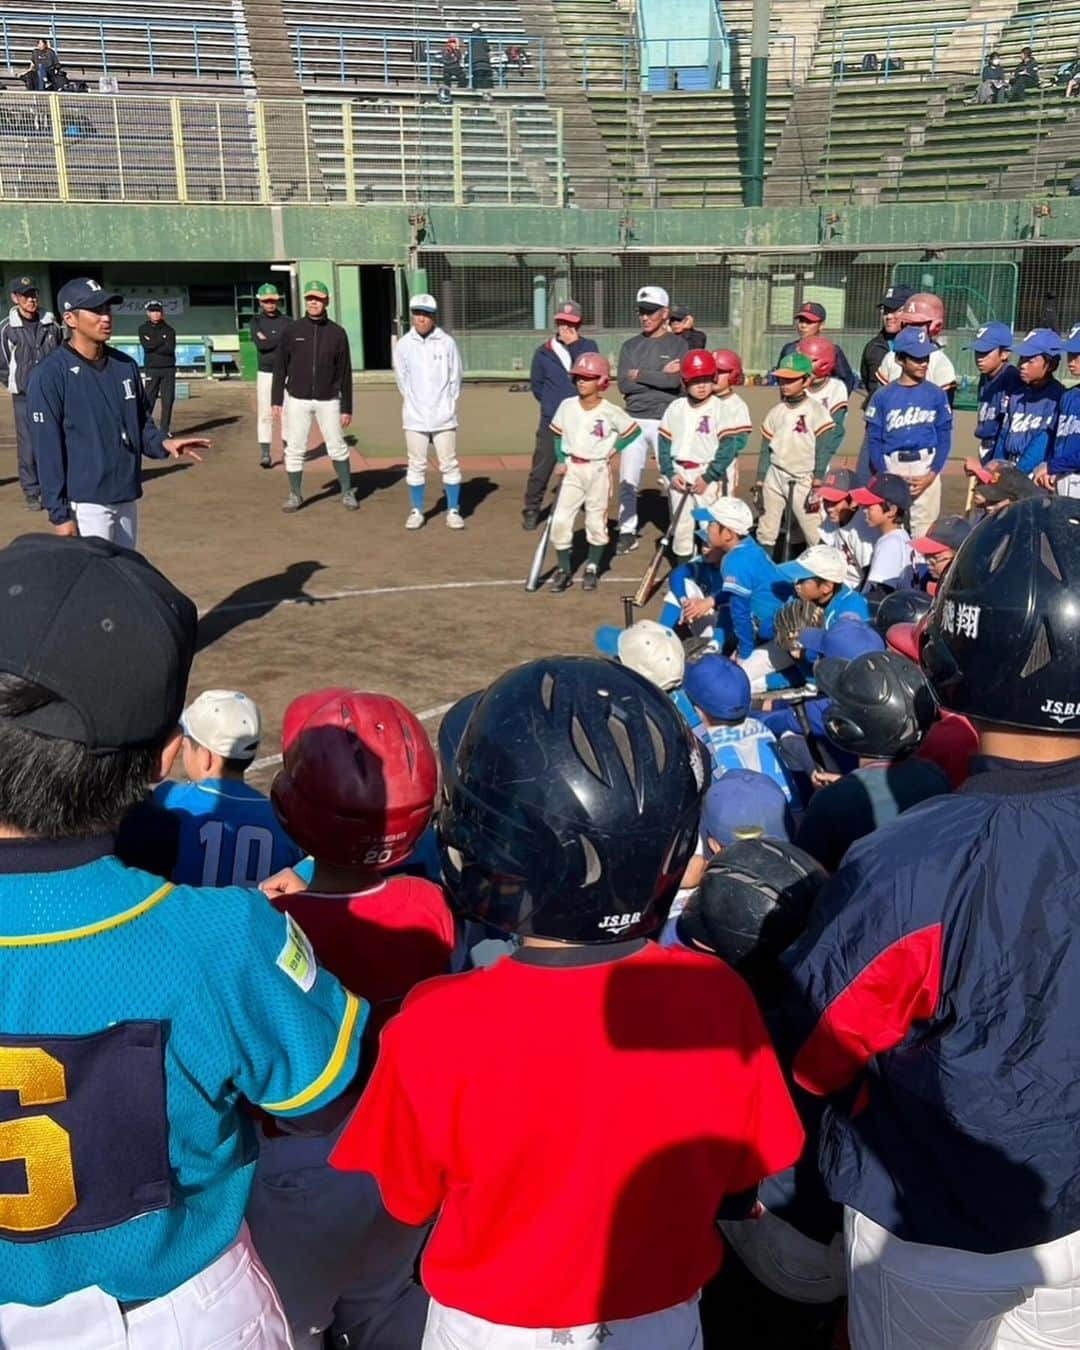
[745,0,769,207]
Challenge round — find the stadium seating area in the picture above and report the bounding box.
[3,0,1080,208]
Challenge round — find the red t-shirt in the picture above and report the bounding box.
[331,941,804,1328]
[270,876,455,1041]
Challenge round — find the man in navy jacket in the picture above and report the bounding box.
[780,495,1080,1348]
[521,300,597,530]
[28,278,208,550]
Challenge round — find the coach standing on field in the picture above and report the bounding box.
[395,293,465,531]
[29,278,208,549]
[272,279,353,515]
[0,275,61,511]
[251,282,290,469]
[616,284,688,554]
[138,300,177,436]
[521,299,597,531]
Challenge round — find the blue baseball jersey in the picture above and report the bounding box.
[993,378,1064,474]
[1050,385,1080,477]
[720,537,791,659]
[865,380,953,476]
[697,719,798,803]
[823,585,871,627]
[658,557,727,632]
[975,364,1023,456]
[0,838,364,1306]
[153,779,304,888]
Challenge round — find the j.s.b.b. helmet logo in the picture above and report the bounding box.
[598,912,642,933]
[1041,699,1080,725]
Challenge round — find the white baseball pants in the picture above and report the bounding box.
[668,467,736,558]
[0,1224,290,1349]
[257,373,288,445]
[845,1208,1080,1350]
[284,398,349,473]
[741,639,796,696]
[757,463,819,549]
[1056,474,1080,498]
[720,1204,845,1305]
[618,418,660,536]
[551,460,611,550]
[883,455,942,539]
[421,1293,702,1349]
[247,1128,429,1350]
[73,501,138,551]
[404,430,461,487]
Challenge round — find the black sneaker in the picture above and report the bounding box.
[24,495,42,512]
[259,449,272,469]
[614,532,639,556]
[548,568,573,593]
[582,565,598,592]
[522,508,540,531]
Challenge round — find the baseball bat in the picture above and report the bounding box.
[633,488,691,609]
[964,471,976,519]
[622,595,636,629]
[781,477,797,563]
[524,499,555,592]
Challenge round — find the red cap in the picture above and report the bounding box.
[912,534,951,556]
[796,302,826,323]
[554,300,583,325]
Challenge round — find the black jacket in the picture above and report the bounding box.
[681,328,708,350]
[860,331,891,394]
[271,314,352,414]
[138,320,177,371]
[249,312,291,374]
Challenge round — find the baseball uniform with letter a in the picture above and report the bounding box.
[757,397,835,549]
[659,392,751,557]
[550,397,640,551]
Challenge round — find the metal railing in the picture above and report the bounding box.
[826,16,1066,85]
[0,92,565,206]
[0,15,247,80]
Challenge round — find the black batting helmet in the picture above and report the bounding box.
[676,839,825,981]
[873,588,933,637]
[921,496,1080,732]
[437,656,708,942]
[816,650,937,758]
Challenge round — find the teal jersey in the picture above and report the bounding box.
[153,778,304,888]
[0,840,364,1306]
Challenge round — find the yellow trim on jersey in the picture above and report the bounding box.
[260,989,364,1114]
[0,883,176,947]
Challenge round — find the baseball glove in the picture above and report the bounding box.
[773,597,824,654]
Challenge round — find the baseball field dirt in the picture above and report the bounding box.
[0,377,974,791]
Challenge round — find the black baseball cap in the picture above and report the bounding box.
[144,300,164,312]
[670,305,692,322]
[850,474,913,513]
[879,284,915,313]
[56,277,122,313]
[10,276,37,296]
[0,536,197,752]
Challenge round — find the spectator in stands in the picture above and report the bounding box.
[522,300,598,532]
[975,51,1007,105]
[441,37,466,89]
[469,23,493,91]
[506,45,528,80]
[859,284,913,394]
[670,306,707,350]
[26,37,59,92]
[0,276,61,512]
[775,303,857,394]
[1009,47,1041,101]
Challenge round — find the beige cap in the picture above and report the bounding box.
[617,621,686,692]
[182,690,261,760]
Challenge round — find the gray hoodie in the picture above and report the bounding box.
[616,329,689,420]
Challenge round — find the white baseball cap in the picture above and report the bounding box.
[782,544,848,585]
[182,690,262,760]
[636,285,670,310]
[617,621,686,692]
[693,498,754,536]
[409,293,438,314]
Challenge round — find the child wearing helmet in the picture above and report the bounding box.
[876,291,958,397]
[798,335,848,471]
[246,688,454,1350]
[547,353,642,593]
[657,348,752,563]
[332,657,804,1350]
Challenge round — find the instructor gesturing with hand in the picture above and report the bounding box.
[28,278,208,550]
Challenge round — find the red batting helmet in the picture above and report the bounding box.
[569,351,611,389]
[681,349,717,382]
[711,349,744,386]
[900,292,946,338]
[271,688,437,869]
[796,335,837,380]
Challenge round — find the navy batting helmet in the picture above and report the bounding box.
[873,587,933,636]
[816,650,937,758]
[437,656,708,942]
[921,495,1080,731]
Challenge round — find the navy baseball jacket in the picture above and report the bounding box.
[28,343,170,525]
[781,753,1080,1253]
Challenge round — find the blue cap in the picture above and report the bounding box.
[56,277,123,313]
[893,326,935,359]
[1013,328,1063,359]
[594,625,621,657]
[965,321,1014,354]
[683,653,751,722]
[880,283,915,313]
[800,617,886,662]
[700,771,794,848]
[1063,323,1080,356]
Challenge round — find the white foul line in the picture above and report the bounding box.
[247,700,455,774]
